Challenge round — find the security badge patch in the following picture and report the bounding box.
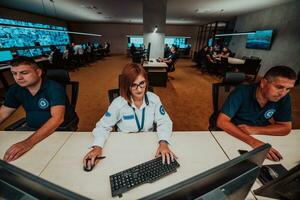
[38,98,49,109]
[159,105,165,115]
[264,109,276,119]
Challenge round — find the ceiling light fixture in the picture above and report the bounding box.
[215,31,255,37]
[153,26,158,33]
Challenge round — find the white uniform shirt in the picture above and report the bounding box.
[92,92,173,148]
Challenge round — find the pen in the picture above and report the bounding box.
[86,156,106,161]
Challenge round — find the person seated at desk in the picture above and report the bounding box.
[164,44,170,58]
[215,47,231,60]
[0,57,77,162]
[217,66,297,161]
[158,46,178,72]
[130,43,136,57]
[48,45,63,65]
[83,63,176,170]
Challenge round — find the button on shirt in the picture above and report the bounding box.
[92,92,173,148]
[221,84,292,126]
[4,79,76,129]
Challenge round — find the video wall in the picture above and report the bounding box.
[0,18,70,49]
[127,36,190,49]
[165,37,189,48]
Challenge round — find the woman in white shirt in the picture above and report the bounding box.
[83,63,176,170]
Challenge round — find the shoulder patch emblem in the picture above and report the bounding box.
[264,109,276,119]
[38,98,49,109]
[159,105,165,115]
[105,112,111,117]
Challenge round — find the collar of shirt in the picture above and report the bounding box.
[130,93,149,110]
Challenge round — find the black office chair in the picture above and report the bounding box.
[107,87,156,131]
[5,69,79,131]
[208,72,246,131]
[239,58,261,82]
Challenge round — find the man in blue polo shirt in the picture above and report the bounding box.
[0,57,77,162]
[159,46,178,72]
[217,66,297,161]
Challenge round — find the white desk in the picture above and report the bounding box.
[39,131,229,199]
[228,57,245,65]
[211,130,300,199]
[0,131,72,175]
[143,58,168,69]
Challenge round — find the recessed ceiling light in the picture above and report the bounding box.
[196,8,211,13]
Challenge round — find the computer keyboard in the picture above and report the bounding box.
[109,156,180,197]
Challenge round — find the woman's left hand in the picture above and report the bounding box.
[155,141,177,164]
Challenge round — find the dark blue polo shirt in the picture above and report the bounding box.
[221,84,292,126]
[4,79,76,129]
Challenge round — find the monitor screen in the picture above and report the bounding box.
[0,50,13,62]
[29,48,42,57]
[128,36,144,48]
[141,144,270,200]
[246,30,273,50]
[254,164,300,199]
[165,37,188,48]
[17,49,32,57]
[0,160,89,200]
[0,17,69,49]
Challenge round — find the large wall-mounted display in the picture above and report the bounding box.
[127,36,190,49]
[0,18,70,49]
[246,30,273,50]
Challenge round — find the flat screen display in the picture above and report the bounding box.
[0,18,69,49]
[128,36,144,48]
[246,30,273,50]
[0,50,13,62]
[165,37,188,48]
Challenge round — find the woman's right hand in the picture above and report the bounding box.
[83,146,102,170]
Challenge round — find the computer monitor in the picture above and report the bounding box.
[29,48,42,57]
[254,164,300,200]
[0,160,89,200]
[141,144,270,200]
[0,50,13,62]
[145,42,151,61]
[17,49,33,57]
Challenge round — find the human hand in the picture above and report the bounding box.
[238,124,257,135]
[83,146,102,170]
[3,140,34,162]
[155,141,177,164]
[251,140,282,162]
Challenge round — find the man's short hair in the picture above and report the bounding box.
[264,66,297,81]
[10,56,40,69]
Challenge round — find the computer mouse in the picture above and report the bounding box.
[262,165,279,179]
[83,159,95,172]
[265,166,279,179]
[83,156,106,172]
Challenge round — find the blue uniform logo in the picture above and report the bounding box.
[123,114,135,120]
[264,109,276,119]
[38,98,49,109]
[159,105,165,115]
[105,112,111,117]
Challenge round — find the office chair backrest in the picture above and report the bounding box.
[46,69,78,109]
[46,69,70,85]
[0,69,15,91]
[209,77,245,131]
[223,72,245,84]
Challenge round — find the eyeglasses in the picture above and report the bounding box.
[131,80,146,90]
